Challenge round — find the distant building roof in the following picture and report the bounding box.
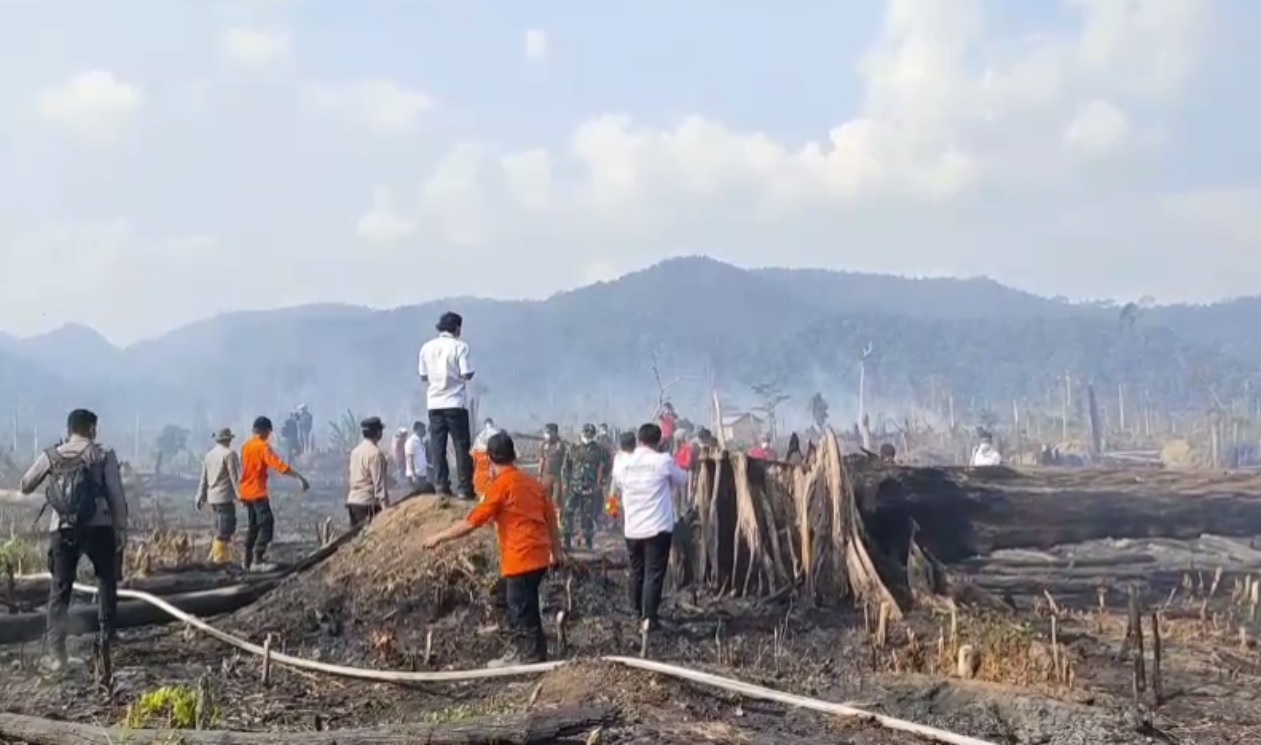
[722,412,765,426]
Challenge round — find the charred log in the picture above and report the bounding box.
[0,583,275,645]
[852,465,1261,563]
[0,705,619,744]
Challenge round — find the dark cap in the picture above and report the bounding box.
[581,423,596,436]
[360,416,384,433]
[437,311,463,334]
[543,423,559,433]
[487,431,517,465]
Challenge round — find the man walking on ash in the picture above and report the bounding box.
[538,422,568,505]
[19,408,129,674]
[196,428,242,564]
[419,311,476,500]
[239,416,311,571]
[422,432,564,667]
[562,423,611,550]
[611,422,688,655]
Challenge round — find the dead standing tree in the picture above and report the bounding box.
[649,345,690,419]
[751,380,790,442]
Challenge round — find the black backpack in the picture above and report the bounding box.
[43,446,103,531]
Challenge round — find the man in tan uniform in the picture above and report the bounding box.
[347,416,390,527]
[196,428,243,564]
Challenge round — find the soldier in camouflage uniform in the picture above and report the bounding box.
[538,423,569,509]
[562,423,612,550]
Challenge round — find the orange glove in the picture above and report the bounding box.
[604,493,621,520]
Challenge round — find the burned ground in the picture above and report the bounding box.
[2,479,1261,743]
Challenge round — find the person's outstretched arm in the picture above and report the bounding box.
[264,445,310,491]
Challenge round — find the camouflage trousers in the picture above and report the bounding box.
[562,490,600,548]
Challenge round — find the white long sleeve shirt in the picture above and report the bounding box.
[970,443,1002,466]
[612,446,688,540]
[404,433,429,478]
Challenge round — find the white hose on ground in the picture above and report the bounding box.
[71,581,997,745]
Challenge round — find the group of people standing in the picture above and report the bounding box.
[18,309,694,675]
[422,419,687,666]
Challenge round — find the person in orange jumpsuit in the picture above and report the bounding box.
[422,432,563,666]
[239,416,310,571]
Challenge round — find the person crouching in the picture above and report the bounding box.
[422,432,564,667]
[347,417,390,528]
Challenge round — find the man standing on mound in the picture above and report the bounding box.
[422,432,563,667]
[239,416,311,571]
[419,311,477,500]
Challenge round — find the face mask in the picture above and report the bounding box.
[581,435,593,444]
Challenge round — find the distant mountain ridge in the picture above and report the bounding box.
[1,256,1257,433]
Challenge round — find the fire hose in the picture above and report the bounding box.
[72,581,997,745]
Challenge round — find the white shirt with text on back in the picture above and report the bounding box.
[418,332,474,410]
[612,446,688,540]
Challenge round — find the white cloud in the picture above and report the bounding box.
[1163,188,1261,245]
[524,29,548,61]
[357,186,415,244]
[307,80,433,136]
[0,0,1251,342]
[1062,99,1131,157]
[37,70,143,142]
[219,27,291,69]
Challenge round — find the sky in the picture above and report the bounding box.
[0,0,1256,345]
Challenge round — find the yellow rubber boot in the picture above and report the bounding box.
[209,538,231,564]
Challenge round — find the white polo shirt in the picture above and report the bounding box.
[612,446,688,540]
[418,332,474,410]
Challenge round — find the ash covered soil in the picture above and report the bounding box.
[2,496,1260,743]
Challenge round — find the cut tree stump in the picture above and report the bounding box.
[0,706,619,745]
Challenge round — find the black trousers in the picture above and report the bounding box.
[428,407,474,497]
[494,568,548,662]
[46,527,118,655]
[212,503,237,541]
[347,503,382,528]
[626,532,673,625]
[243,500,275,565]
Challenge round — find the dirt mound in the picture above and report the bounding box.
[230,496,627,667]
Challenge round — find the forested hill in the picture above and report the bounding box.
[0,256,1255,431]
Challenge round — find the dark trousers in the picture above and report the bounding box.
[626,532,673,625]
[212,503,237,541]
[243,500,275,566]
[46,527,118,656]
[494,568,548,662]
[562,491,599,548]
[347,503,382,529]
[428,407,474,497]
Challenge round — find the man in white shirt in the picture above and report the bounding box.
[418,311,476,500]
[970,432,1003,467]
[404,420,432,491]
[611,423,688,641]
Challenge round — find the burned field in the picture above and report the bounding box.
[3,441,1261,743]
